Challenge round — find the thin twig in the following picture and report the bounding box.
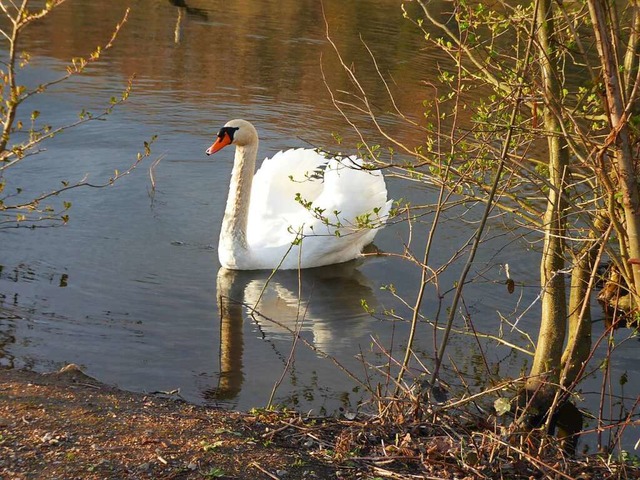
[249,462,280,480]
[429,0,540,391]
[148,155,165,191]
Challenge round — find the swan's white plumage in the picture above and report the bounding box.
[208,119,391,270]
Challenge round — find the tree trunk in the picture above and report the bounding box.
[526,0,569,393]
[560,224,603,387]
[588,0,640,301]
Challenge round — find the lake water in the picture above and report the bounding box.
[0,0,638,450]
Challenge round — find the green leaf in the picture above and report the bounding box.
[620,372,628,386]
[201,440,224,452]
[494,397,511,416]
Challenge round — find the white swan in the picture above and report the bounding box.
[206,119,391,270]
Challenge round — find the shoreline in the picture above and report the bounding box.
[2,365,639,479]
[0,365,345,479]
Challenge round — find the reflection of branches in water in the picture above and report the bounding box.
[168,0,209,44]
[0,319,16,368]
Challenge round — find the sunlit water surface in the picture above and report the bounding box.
[0,0,638,451]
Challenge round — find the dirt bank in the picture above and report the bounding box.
[0,366,348,480]
[2,365,638,480]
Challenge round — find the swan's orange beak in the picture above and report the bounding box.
[206,132,232,156]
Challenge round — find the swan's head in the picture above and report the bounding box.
[206,119,258,155]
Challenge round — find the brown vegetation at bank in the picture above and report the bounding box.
[1,366,638,480]
[0,366,338,480]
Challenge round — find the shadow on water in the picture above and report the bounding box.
[167,0,209,21]
[207,262,379,402]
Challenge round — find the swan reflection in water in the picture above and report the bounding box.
[209,262,380,401]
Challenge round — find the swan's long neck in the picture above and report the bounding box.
[219,140,258,266]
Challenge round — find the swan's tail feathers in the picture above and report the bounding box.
[377,198,393,225]
[319,156,391,229]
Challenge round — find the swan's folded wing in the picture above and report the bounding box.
[248,148,331,246]
[309,157,390,234]
[247,153,391,266]
[251,149,329,209]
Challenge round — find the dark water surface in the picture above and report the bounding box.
[0,0,638,449]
